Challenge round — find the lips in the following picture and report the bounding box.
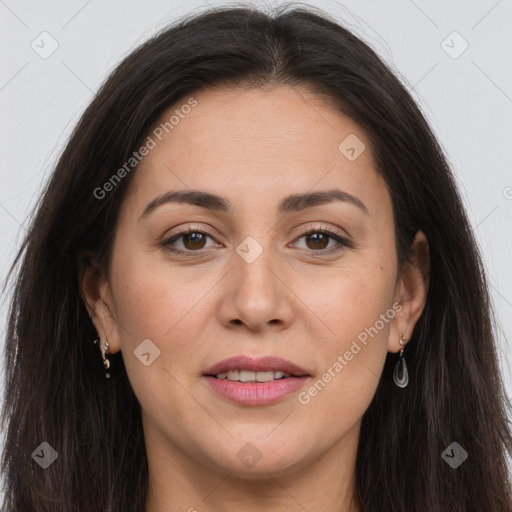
[203,355,310,378]
[202,355,311,406]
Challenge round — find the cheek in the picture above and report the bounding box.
[326,272,393,349]
[108,246,218,387]
[108,256,214,421]
[296,266,393,415]
[110,242,213,338]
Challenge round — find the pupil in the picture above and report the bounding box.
[308,233,328,250]
[185,233,205,249]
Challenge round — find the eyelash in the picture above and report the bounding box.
[161,224,352,256]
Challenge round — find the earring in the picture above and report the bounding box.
[393,333,408,388]
[93,337,111,379]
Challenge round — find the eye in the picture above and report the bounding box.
[161,226,220,254]
[290,225,351,254]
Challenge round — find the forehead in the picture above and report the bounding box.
[124,84,389,218]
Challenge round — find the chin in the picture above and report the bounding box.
[200,438,311,478]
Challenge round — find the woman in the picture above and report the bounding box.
[1,4,511,511]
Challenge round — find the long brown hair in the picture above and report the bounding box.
[2,4,511,511]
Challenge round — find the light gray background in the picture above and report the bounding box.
[1,0,511,479]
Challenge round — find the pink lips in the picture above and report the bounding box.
[203,355,311,406]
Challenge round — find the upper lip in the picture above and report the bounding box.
[203,355,310,377]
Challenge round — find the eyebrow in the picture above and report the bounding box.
[139,188,369,220]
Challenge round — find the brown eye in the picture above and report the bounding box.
[292,227,351,254]
[303,232,330,250]
[162,228,219,254]
[181,232,207,250]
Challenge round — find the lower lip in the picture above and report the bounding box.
[203,376,310,405]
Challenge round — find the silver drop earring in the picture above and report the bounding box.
[393,333,408,388]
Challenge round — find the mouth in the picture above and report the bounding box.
[203,355,310,380]
[202,355,311,405]
[208,369,299,382]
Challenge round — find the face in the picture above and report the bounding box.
[83,84,428,481]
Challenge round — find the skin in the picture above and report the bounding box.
[80,84,430,512]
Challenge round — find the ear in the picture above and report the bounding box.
[388,230,430,353]
[77,252,121,354]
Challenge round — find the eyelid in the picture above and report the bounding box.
[164,223,217,239]
[294,223,348,239]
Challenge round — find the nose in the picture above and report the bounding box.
[217,244,295,332]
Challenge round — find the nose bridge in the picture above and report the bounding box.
[233,233,279,297]
[223,231,292,328]
[230,205,278,272]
